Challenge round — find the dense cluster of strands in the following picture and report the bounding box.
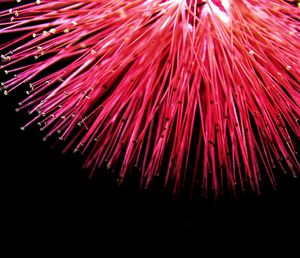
[0,0,300,197]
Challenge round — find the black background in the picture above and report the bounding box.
[1,1,300,247]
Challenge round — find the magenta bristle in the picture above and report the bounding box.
[0,0,299,197]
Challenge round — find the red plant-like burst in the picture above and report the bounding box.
[0,0,299,196]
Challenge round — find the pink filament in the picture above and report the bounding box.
[0,0,299,196]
